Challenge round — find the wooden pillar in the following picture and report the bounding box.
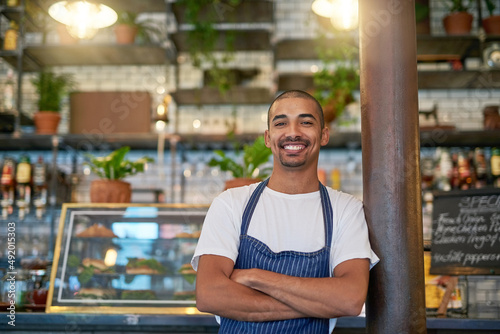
[359,0,427,333]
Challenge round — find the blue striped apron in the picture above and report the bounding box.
[219,179,333,334]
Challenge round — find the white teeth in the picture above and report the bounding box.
[284,145,304,151]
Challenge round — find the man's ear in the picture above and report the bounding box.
[264,129,271,148]
[321,127,330,146]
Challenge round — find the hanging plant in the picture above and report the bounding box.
[312,34,360,125]
[178,0,242,94]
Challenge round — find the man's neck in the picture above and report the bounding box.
[267,171,320,194]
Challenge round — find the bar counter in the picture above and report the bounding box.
[1,313,500,333]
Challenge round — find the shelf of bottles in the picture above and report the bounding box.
[1,155,49,220]
[0,153,62,270]
[421,146,500,248]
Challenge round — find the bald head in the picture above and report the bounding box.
[268,90,325,129]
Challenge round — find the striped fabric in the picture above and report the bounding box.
[219,179,333,334]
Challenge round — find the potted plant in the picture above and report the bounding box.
[443,0,473,35]
[113,11,163,45]
[31,70,75,134]
[85,146,154,203]
[483,0,500,35]
[415,0,431,35]
[208,135,272,190]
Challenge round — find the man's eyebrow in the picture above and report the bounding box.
[298,113,316,120]
[272,113,317,122]
[272,114,287,122]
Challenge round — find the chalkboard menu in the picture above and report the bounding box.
[430,188,500,275]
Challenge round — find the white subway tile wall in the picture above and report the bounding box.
[467,276,500,318]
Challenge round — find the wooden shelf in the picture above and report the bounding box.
[275,38,355,60]
[419,129,500,147]
[1,5,40,32]
[101,0,166,12]
[275,36,497,61]
[277,70,500,91]
[172,87,273,105]
[0,133,173,151]
[416,35,482,59]
[171,30,271,53]
[278,73,314,91]
[171,0,273,24]
[418,70,500,89]
[20,44,167,69]
[0,130,498,151]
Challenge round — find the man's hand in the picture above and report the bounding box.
[228,259,370,319]
[199,256,369,320]
[195,255,307,322]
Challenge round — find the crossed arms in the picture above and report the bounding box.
[195,254,370,322]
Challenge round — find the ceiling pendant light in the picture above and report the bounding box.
[311,0,359,31]
[49,1,117,39]
[311,0,334,18]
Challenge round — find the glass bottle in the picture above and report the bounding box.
[491,147,500,188]
[3,21,18,51]
[457,150,472,190]
[16,155,31,217]
[421,155,435,191]
[0,157,16,217]
[32,156,48,218]
[436,148,452,191]
[473,148,488,188]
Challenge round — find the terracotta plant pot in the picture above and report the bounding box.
[33,111,61,134]
[114,24,138,44]
[483,16,500,35]
[224,178,261,190]
[90,179,132,203]
[443,12,473,35]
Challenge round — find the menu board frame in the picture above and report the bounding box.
[430,188,500,276]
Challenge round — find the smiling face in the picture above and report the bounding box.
[265,95,329,173]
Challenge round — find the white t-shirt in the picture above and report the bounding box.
[191,182,379,331]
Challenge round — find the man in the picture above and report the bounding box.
[192,90,379,333]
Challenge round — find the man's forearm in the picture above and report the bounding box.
[197,275,307,321]
[230,259,369,318]
[196,255,309,322]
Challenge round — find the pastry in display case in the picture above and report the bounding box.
[46,203,208,314]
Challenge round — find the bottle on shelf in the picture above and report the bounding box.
[0,156,16,218]
[330,168,341,190]
[435,148,453,191]
[473,147,488,189]
[421,155,434,191]
[457,149,473,190]
[491,147,500,188]
[2,69,16,112]
[33,156,48,219]
[3,21,18,51]
[15,155,31,218]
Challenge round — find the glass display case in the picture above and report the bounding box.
[47,203,208,314]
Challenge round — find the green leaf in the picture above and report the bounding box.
[84,146,154,181]
[208,135,272,179]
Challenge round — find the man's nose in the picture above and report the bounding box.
[286,122,301,137]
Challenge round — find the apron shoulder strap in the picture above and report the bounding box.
[319,182,334,249]
[241,178,269,235]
